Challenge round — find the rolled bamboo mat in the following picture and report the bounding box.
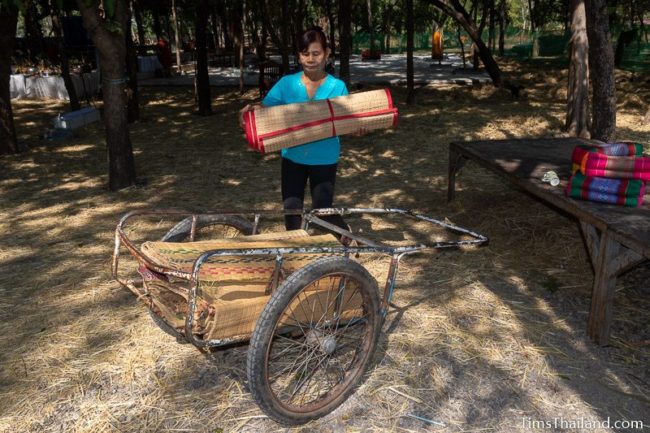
[243,89,398,153]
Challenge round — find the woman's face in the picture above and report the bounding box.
[299,41,329,73]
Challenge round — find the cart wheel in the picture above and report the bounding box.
[247,256,381,425]
[161,214,254,242]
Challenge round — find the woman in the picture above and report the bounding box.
[240,27,362,234]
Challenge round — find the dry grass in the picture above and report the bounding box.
[0,59,649,433]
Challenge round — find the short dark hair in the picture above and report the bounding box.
[298,26,328,52]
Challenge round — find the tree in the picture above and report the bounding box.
[257,0,291,74]
[195,0,212,114]
[171,0,181,68]
[566,0,589,138]
[585,0,616,141]
[425,0,502,87]
[338,0,352,87]
[0,1,19,155]
[125,3,140,123]
[77,0,137,190]
[406,0,414,104]
[49,1,81,112]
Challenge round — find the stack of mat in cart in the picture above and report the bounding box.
[566,142,649,207]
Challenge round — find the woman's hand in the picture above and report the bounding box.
[239,103,262,128]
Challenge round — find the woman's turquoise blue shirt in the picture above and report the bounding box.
[262,72,348,165]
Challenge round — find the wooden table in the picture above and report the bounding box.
[447,138,649,345]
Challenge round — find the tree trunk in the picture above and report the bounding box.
[232,2,243,79]
[25,0,45,64]
[195,0,212,114]
[498,0,505,56]
[239,0,246,95]
[643,106,650,125]
[77,0,137,191]
[126,7,140,123]
[406,0,414,104]
[488,0,496,52]
[585,0,616,141]
[152,8,163,40]
[133,0,147,55]
[528,0,536,32]
[258,0,289,74]
[211,12,220,52]
[427,0,502,86]
[280,0,291,73]
[367,0,375,53]
[325,0,336,65]
[338,0,352,87]
[171,0,182,69]
[457,25,466,68]
[220,5,233,51]
[0,6,19,155]
[51,10,81,112]
[566,0,589,138]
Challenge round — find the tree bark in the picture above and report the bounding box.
[51,9,81,112]
[488,0,496,52]
[126,6,140,123]
[171,0,182,69]
[194,0,212,114]
[280,0,291,73]
[406,0,414,104]
[258,0,289,74]
[426,0,502,86]
[132,0,147,54]
[585,0,616,141]
[77,0,137,190]
[239,0,246,95]
[498,0,505,56]
[566,0,589,138]
[367,0,375,52]
[152,7,163,40]
[210,12,220,52]
[325,0,336,65]
[25,0,45,64]
[338,0,352,87]
[0,5,19,155]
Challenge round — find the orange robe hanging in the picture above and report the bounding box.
[432,30,443,60]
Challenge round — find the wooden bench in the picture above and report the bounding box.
[447,138,649,345]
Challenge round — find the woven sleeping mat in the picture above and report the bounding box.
[243,89,398,153]
[202,277,364,341]
[139,230,363,341]
[141,230,341,283]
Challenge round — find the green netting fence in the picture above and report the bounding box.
[351,25,650,72]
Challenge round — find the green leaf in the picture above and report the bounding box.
[11,0,26,14]
[104,0,115,18]
[103,19,122,34]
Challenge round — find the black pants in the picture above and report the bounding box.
[281,157,347,232]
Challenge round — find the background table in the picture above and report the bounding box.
[448,137,649,345]
[10,71,100,100]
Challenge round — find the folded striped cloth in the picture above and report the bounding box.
[571,145,650,180]
[579,142,644,157]
[566,173,646,207]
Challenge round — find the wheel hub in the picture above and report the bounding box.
[305,329,337,355]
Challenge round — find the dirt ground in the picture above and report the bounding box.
[0,60,648,433]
